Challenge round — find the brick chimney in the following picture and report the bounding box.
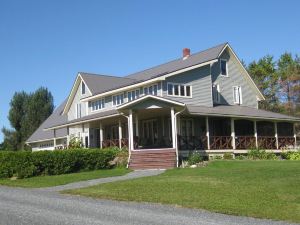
[182,48,190,60]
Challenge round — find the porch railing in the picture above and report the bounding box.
[278,136,295,148]
[257,136,276,149]
[102,139,120,148]
[210,136,232,149]
[235,136,256,149]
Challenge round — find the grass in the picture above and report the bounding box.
[63,161,300,223]
[0,168,130,188]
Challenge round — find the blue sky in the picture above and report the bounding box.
[1,0,300,142]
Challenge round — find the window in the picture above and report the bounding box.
[167,83,192,97]
[76,103,81,118]
[220,59,228,76]
[127,89,140,102]
[81,82,86,94]
[233,86,242,104]
[212,84,220,103]
[91,99,105,111]
[113,93,124,106]
[143,84,158,96]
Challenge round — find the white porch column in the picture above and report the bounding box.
[129,109,134,150]
[231,118,236,150]
[206,116,210,150]
[99,122,103,149]
[53,129,57,149]
[118,119,122,149]
[171,107,176,149]
[293,123,297,148]
[254,120,258,148]
[135,115,139,137]
[274,122,279,149]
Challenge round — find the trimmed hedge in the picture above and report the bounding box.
[0,148,118,179]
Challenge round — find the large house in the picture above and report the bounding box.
[27,43,300,169]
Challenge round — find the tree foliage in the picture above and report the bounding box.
[1,87,54,150]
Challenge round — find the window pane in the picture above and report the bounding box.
[136,90,140,98]
[113,96,116,105]
[174,85,179,96]
[186,86,191,97]
[153,85,158,95]
[149,86,153,95]
[132,91,136,100]
[168,84,173,95]
[82,82,85,94]
[180,85,185,96]
[144,87,148,95]
[128,92,132,101]
[102,99,105,108]
[120,94,124,104]
[117,95,120,105]
[221,60,227,75]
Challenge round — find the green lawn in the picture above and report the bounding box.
[64,161,300,223]
[0,168,130,188]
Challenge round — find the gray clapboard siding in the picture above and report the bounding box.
[162,65,213,107]
[211,49,258,108]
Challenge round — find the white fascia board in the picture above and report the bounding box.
[43,113,120,131]
[26,136,67,144]
[218,44,265,101]
[117,95,185,110]
[81,59,217,102]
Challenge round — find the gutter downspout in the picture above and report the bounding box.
[120,113,131,169]
[174,106,186,167]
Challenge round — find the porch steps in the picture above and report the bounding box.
[129,149,176,170]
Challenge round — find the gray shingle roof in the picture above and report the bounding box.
[26,100,68,143]
[80,73,137,95]
[125,43,227,81]
[187,105,300,121]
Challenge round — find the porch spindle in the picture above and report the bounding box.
[171,107,176,149]
[293,123,297,148]
[231,118,236,150]
[129,109,134,150]
[206,117,210,150]
[274,122,279,149]
[254,120,258,148]
[118,119,122,149]
[100,122,103,149]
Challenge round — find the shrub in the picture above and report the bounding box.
[247,149,278,160]
[223,153,233,160]
[235,154,247,160]
[281,151,300,160]
[188,152,203,165]
[0,148,118,179]
[68,136,82,149]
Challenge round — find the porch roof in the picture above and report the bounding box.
[187,105,300,122]
[44,109,119,130]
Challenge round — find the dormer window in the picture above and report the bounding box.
[81,82,86,94]
[220,59,228,76]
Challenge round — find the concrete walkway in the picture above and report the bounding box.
[41,169,165,192]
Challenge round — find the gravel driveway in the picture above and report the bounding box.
[0,170,297,225]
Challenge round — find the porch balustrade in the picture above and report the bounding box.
[278,136,295,148]
[235,136,256,149]
[209,136,232,149]
[257,136,276,149]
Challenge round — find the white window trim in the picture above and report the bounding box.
[220,59,229,77]
[112,93,124,106]
[91,98,105,112]
[233,86,242,105]
[213,84,221,103]
[167,82,192,98]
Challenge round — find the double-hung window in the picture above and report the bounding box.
[127,89,140,102]
[212,84,220,103]
[167,83,192,97]
[113,93,124,106]
[91,99,105,111]
[233,86,242,104]
[220,59,228,76]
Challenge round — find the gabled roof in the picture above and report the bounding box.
[26,100,68,143]
[125,42,227,81]
[80,73,137,95]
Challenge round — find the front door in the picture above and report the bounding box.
[142,119,158,147]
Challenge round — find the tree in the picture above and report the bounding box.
[277,53,300,115]
[2,87,54,150]
[247,56,282,112]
